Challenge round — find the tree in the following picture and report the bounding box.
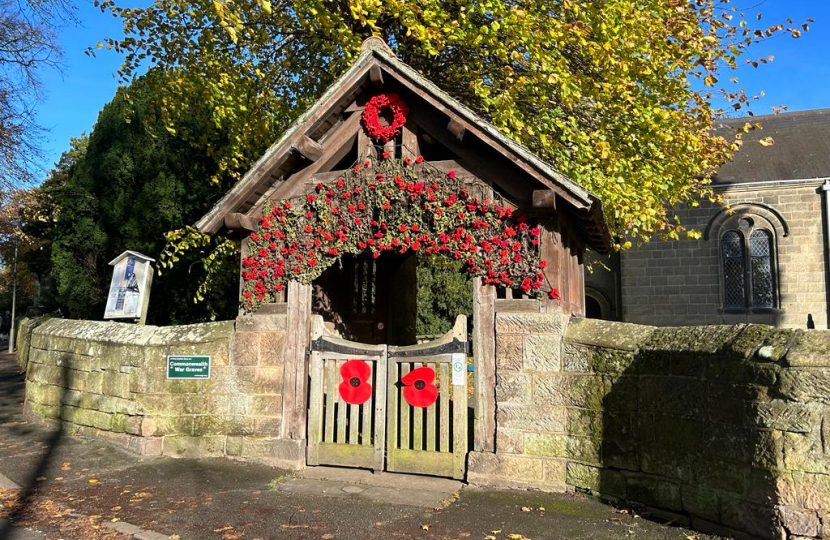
[96,0,806,245]
[31,74,239,323]
[0,0,75,186]
[416,256,472,337]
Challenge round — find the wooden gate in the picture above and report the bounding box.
[306,315,468,479]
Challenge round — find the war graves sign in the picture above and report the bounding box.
[167,355,211,379]
[104,251,154,323]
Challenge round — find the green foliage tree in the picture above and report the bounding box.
[416,255,472,337]
[32,74,239,322]
[96,0,807,246]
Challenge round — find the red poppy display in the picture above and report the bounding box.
[362,93,409,143]
[339,360,372,405]
[401,366,438,408]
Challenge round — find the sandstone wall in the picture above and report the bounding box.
[18,314,296,466]
[471,313,830,540]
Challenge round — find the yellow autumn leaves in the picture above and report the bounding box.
[95,0,804,261]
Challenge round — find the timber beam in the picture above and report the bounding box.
[370,65,385,88]
[447,118,466,141]
[532,190,557,214]
[292,136,325,162]
[224,212,259,233]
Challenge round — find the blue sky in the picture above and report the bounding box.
[33,0,830,176]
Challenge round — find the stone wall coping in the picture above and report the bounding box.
[640,324,748,355]
[785,329,830,367]
[30,318,236,348]
[147,321,235,345]
[564,318,655,351]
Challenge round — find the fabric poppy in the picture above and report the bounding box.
[339,360,372,405]
[401,366,438,408]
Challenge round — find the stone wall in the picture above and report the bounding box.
[586,181,828,329]
[471,312,830,540]
[18,314,300,467]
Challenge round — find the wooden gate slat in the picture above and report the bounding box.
[426,362,437,452]
[439,363,450,453]
[400,363,410,450]
[412,362,424,451]
[349,401,360,444]
[324,359,336,443]
[373,344,387,471]
[385,349,398,463]
[361,363,373,445]
[336,359,348,443]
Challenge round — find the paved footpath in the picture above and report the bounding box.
[0,352,723,540]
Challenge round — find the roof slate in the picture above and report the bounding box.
[713,108,830,184]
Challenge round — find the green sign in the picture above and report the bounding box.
[167,355,211,379]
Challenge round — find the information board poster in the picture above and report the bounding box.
[104,251,154,320]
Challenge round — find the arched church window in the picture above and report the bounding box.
[720,218,777,310]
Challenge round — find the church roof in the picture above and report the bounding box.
[195,37,611,252]
[713,108,830,184]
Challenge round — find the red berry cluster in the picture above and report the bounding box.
[361,93,409,143]
[240,156,560,311]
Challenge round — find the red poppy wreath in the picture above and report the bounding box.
[401,366,438,408]
[361,93,409,143]
[339,360,372,405]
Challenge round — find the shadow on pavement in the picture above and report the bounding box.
[0,353,66,540]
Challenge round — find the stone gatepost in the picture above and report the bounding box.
[232,307,303,468]
[468,309,571,490]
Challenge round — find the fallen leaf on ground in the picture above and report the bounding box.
[88,479,98,484]
[421,524,431,531]
[322,534,335,539]
[521,507,531,512]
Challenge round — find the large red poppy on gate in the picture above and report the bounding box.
[339,360,372,405]
[401,366,438,408]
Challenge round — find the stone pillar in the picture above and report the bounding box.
[467,309,570,491]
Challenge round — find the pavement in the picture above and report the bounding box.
[0,352,725,540]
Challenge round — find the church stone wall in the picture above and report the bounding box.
[588,182,828,329]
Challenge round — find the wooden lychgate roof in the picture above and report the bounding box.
[196,37,611,253]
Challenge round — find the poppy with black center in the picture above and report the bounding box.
[401,366,438,408]
[339,360,372,404]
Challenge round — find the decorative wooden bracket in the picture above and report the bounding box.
[223,212,259,233]
[293,135,325,162]
[447,118,466,141]
[369,65,385,89]
[532,190,557,215]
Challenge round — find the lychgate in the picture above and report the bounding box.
[196,37,611,478]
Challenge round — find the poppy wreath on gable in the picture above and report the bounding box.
[339,360,373,405]
[361,93,409,143]
[401,366,438,408]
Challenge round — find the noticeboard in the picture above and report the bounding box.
[167,355,211,379]
[104,251,154,321]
